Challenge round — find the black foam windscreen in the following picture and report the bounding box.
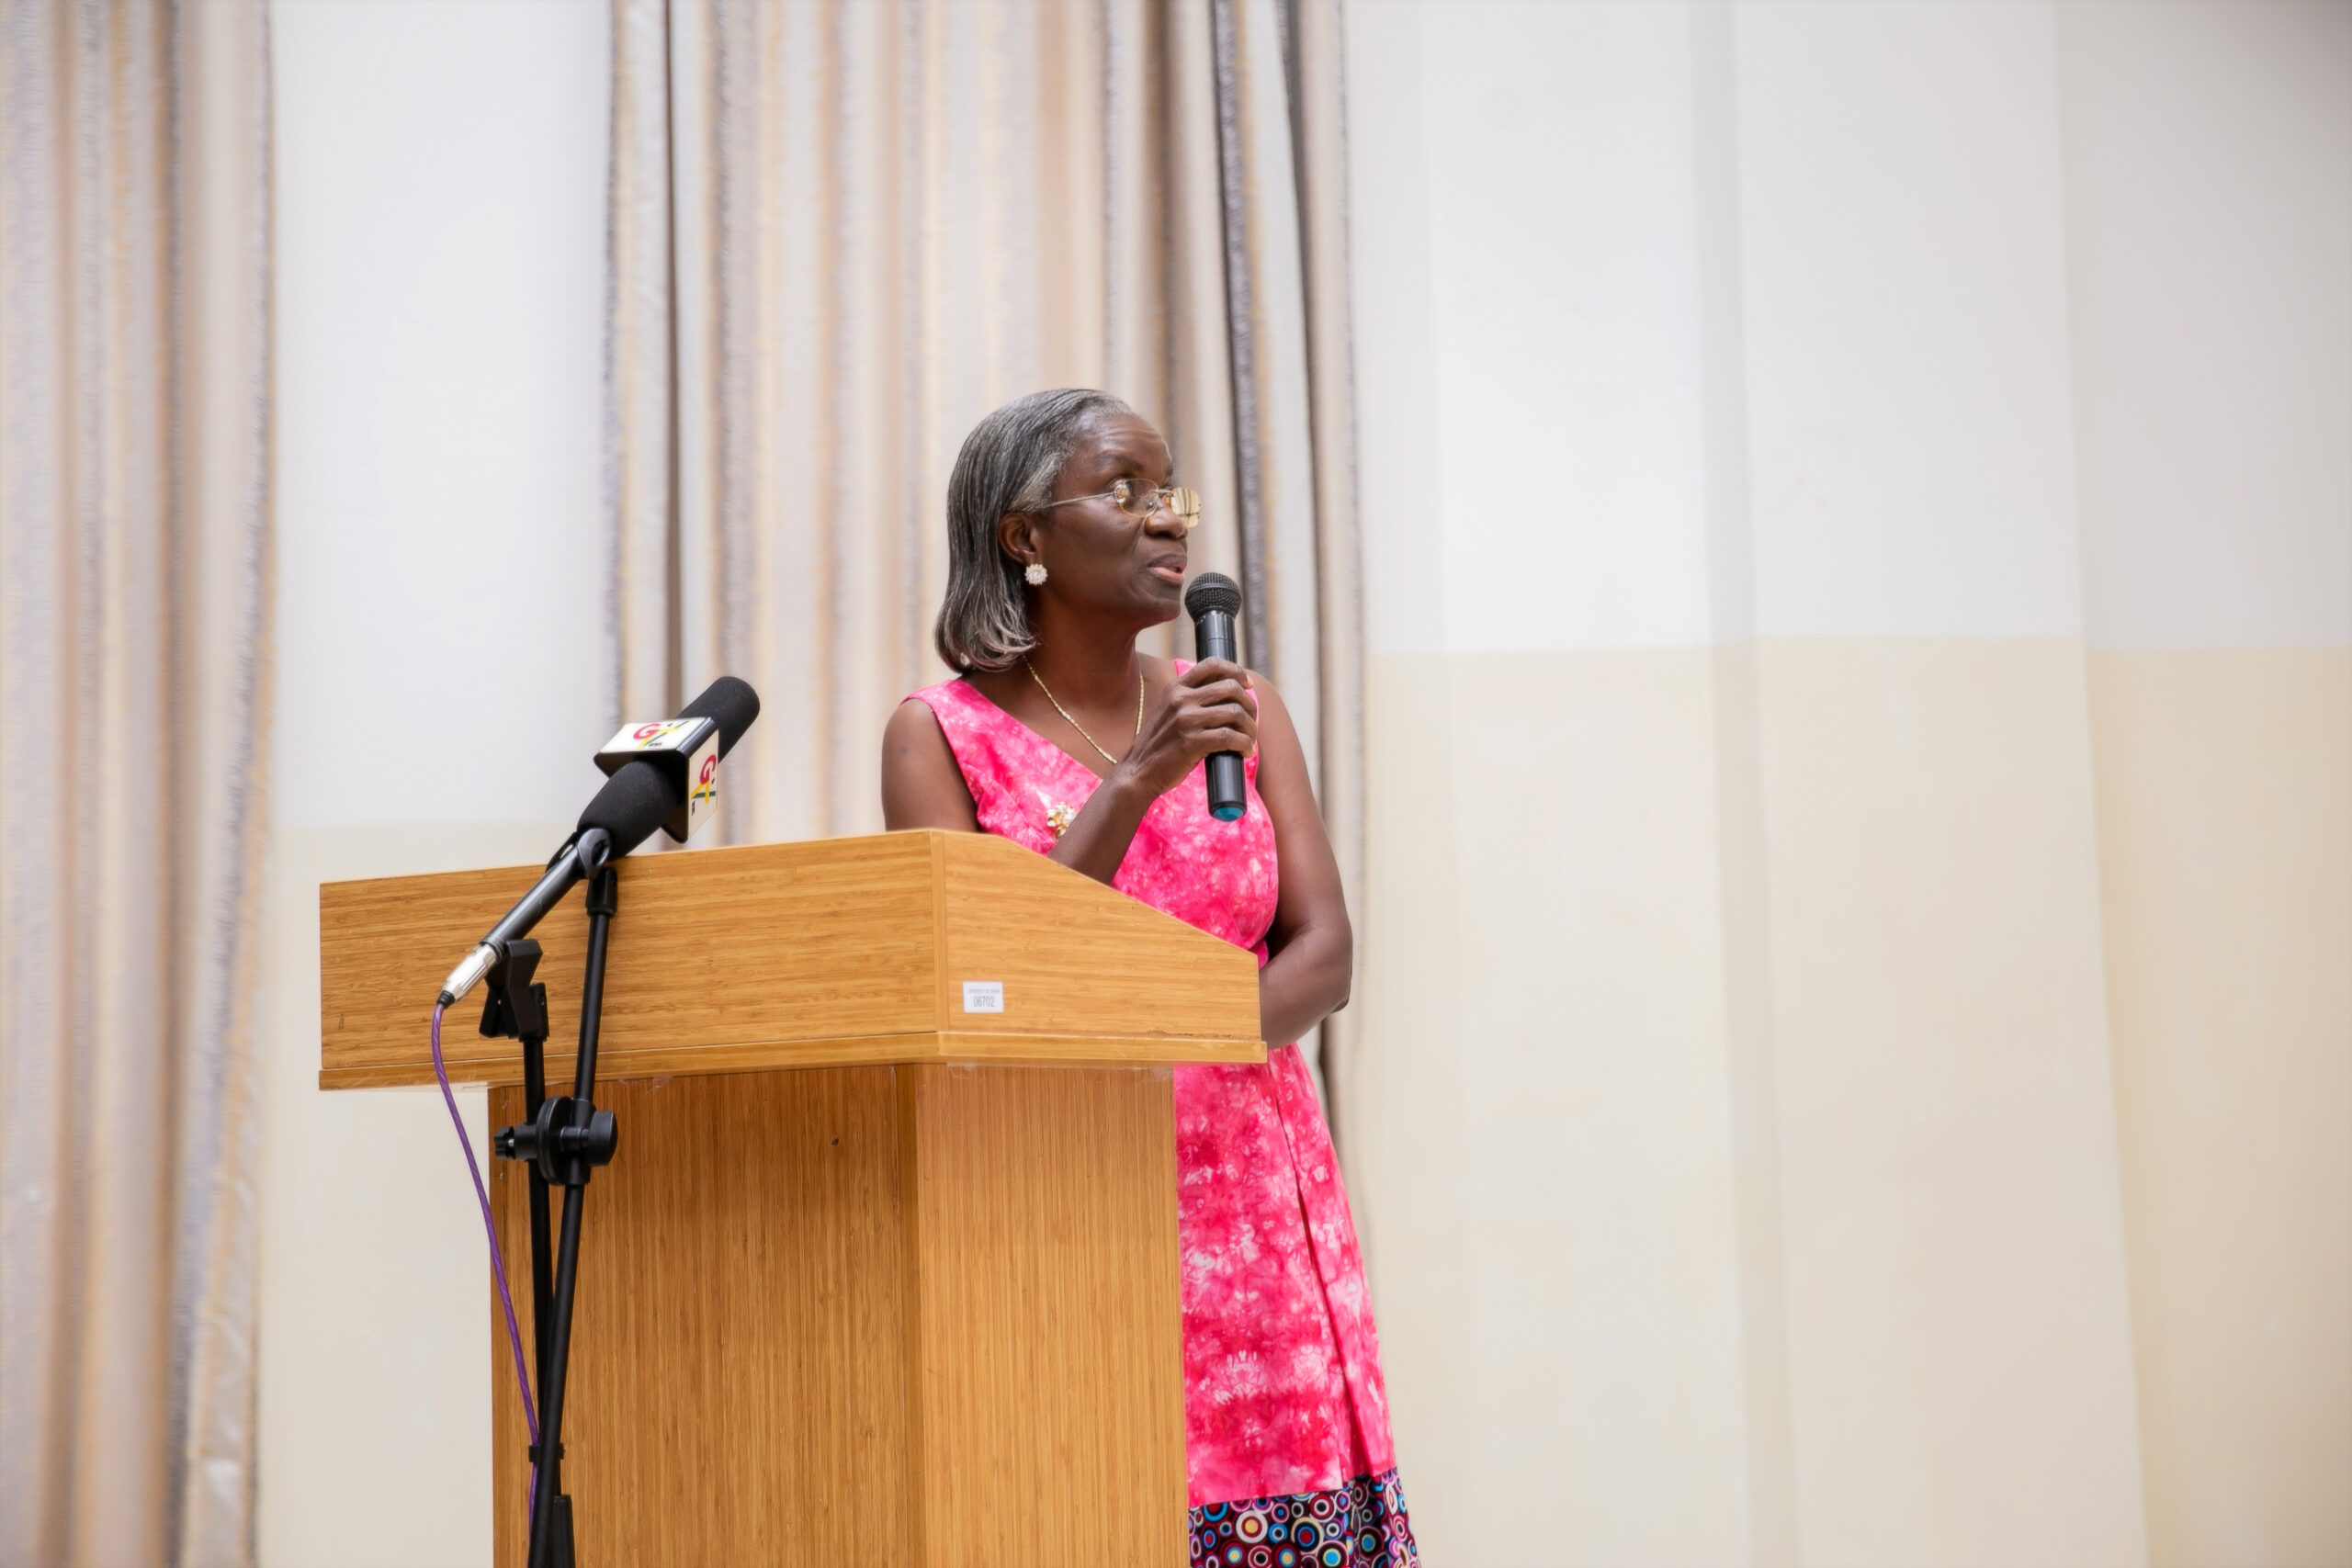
[1184,572,1242,622]
[676,674,761,758]
[576,676,763,852]
[576,757,676,853]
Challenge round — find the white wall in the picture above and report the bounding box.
[2058,6,2352,1564]
[1362,0,1715,656]
[1349,9,1755,1562]
[2059,0,2352,651]
[259,5,610,1563]
[273,0,613,829]
[1733,1,2088,639]
[1345,3,2345,1565]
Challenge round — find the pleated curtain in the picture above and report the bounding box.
[0,4,274,1565]
[602,0,1368,1146]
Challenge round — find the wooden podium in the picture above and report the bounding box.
[318,829,1262,1566]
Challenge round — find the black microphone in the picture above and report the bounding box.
[1184,574,1248,823]
[436,676,762,1005]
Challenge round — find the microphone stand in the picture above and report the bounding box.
[484,867,621,1568]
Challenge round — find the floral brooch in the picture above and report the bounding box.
[1035,788,1079,840]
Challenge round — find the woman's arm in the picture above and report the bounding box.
[880,699,981,830]
[1249,677,1353,1046]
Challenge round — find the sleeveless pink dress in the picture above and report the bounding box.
[911,670,1418,1567]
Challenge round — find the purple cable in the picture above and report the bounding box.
[430,1003,541,1517]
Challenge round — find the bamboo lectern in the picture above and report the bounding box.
[318,829,1262,1566]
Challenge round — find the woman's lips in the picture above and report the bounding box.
[1147,559,1185,584]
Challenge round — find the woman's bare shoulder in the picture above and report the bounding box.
[881,695,979,830]
[885,693,947,742]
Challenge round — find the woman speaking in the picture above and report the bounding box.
[882,389,1417,1566]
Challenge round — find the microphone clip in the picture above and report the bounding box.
[477,939,548,1043]
[551,826,614,880]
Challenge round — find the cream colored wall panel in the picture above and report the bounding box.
[2087,649,2352,1568]
[1704,644,1803,1564]
[1755,639,2146,1567]
[257,825,568,1567]
[1363,649,1748,1566]
[1355,656,1479,1546]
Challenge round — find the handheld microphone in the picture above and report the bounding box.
[436,675,762,1005]
[1184,574,1248,823]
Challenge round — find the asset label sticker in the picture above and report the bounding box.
[961,980,1005,1014]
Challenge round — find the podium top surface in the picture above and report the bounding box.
[319,829,1265,1089]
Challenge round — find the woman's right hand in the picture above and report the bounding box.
[1117,659,1258,800]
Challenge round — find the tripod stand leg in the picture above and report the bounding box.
[522,1043,555,1385]
[528,1180,587,1568]
[522,865,617,1568]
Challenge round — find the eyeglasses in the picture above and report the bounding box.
[1045,478,1201,531]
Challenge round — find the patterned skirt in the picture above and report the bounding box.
[1189,1468,1419,1568]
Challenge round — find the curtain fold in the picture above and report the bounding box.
[604,0,1363,1150]
[1210,0,1367,1151]
[607,0,680,732]
[1291,0,1367,1162]
[0,4,274,1564]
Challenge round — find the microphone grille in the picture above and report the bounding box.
[1184,572,1242,620]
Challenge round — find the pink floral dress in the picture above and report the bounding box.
[911,671,1417,1568]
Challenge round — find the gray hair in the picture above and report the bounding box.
[934,388,1135,672]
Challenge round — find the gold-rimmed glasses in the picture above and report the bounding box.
[1044,477,1201,531]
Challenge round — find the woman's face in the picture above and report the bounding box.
[1006,413,1190,629]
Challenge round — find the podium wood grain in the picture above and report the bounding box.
[898,1065,1187,1562]
[490,1064,1188,1567]
[323,830,1260,1088]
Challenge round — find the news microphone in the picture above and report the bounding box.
[436,676,762,1006]
[1184,574,1248,822]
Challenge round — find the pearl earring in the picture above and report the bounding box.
[1024,562,1048,586]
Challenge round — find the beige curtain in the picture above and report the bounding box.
[603,0,1366,1147]
[0,4,274,1565]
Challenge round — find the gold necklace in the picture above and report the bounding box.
[1024,657,1144,767]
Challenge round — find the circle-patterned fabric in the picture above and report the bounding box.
[1189,1470,1419,1568]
